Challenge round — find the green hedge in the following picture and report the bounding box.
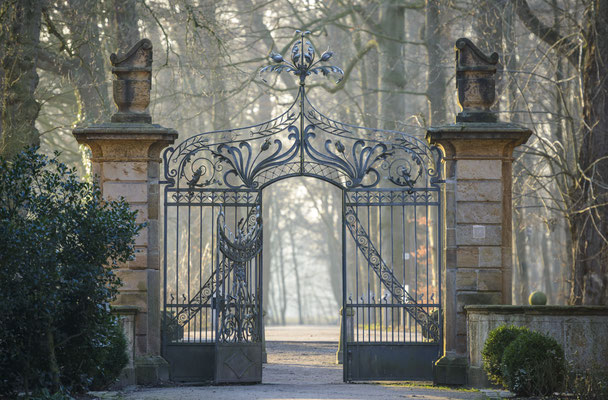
[501,330,566,396]
[0,148,142,397]
[481,325,529,385]
[482,325,566,396]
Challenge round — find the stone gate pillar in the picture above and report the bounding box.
[73,39,177,385]
[427,38,531,385]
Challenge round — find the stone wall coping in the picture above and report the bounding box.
[427,122,531,142]
[111,305,139,315]
[465,305,608,316]
[427,122,532,134]
[73,123,178,138]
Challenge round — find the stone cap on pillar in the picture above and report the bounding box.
[427,38,532,157]
[73,38,178,161]
[110,39,153,124]
[455,38,499,123]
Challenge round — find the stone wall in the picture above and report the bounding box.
[466,305,608,387]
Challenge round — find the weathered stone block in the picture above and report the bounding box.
[103,181,148,202]
[127,246,148,269]
[457,160,502,180]
[116,268,149,291]
[456,312,467,336]
[456,224,502,246]
[456,180,502,202]
[135,333,147,356]
[477,270,502,291]
[114,292,148,311]
[479,246,502,267]
[103,161,149,181]
[446,248,457,266]
[136,311,148,336]
[134,228,149,246]
[446,227,456,247]
[456,247,479,267]
[456,291,501,313]
[456,270,477,290]
[434,355,468,385]
[456,202,501,224]
[129,204,148,224]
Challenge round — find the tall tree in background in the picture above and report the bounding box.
[0,0,42,158]
[515,0,608,305]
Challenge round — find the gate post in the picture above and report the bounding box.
[427,38,531,385]
[73,39,177,385]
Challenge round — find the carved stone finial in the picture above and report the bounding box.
[110,39,153,124]
[455,38,499,123]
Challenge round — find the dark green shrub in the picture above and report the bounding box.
[0,148,141,397]
[501,330,566,396]
[482,325,529,385]
[89,317,129,390]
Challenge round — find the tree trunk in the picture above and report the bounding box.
[425,0,447,125]
[0,0,42,158]
[570,0,608,305]
[112,0,140,52]
[378,1,406,130]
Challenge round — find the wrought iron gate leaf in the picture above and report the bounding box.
[216,206,262,343]
[344,205,440,342]
[167,205,261,328]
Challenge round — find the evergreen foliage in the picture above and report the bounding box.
[0,148,141,397]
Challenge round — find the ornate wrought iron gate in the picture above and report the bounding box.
[161,31,443,383]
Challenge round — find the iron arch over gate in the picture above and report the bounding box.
[160,31,444,383]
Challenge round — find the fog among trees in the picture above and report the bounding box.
[1,0,606,323]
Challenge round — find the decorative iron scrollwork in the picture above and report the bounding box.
[344,205,440,342]
[217,206,263,343]
[302,124,391,188]
[210,130,300,189]
[260,30,344,85]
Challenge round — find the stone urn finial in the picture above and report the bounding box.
[110,39,153,124]
[455,38,499,123]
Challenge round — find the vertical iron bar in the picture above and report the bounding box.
[390,199,395,343]
[366,201,370,343]
[342,189,347,382]
[175,194,180,342]
[187,201,191,342]
[378,202,382,342]
[401,201,406,342]
[199,203,203,342]
[162,187,168,347]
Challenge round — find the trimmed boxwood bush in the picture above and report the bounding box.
[482,325,529,385]
[0,148,142,397]
[501,330,566,396]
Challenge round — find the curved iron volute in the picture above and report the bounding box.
[110,38,153,123]
[455,38,499,123]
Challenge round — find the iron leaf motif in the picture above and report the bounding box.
[260,30,344,85]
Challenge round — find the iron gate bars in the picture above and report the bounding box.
[161,30,444,382]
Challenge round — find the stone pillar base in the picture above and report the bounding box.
[111,366,136,389]
[336,307,354,364]
[135,355,169,385]
[467,365,494,388]
[433,354,468,385]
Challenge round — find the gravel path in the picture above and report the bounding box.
[114,326,482,400]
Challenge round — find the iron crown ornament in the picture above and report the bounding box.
[260,30,344,85]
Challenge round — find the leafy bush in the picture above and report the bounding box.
[0,148,142,397]
[482,325,529,385]
[501,330,566,396]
